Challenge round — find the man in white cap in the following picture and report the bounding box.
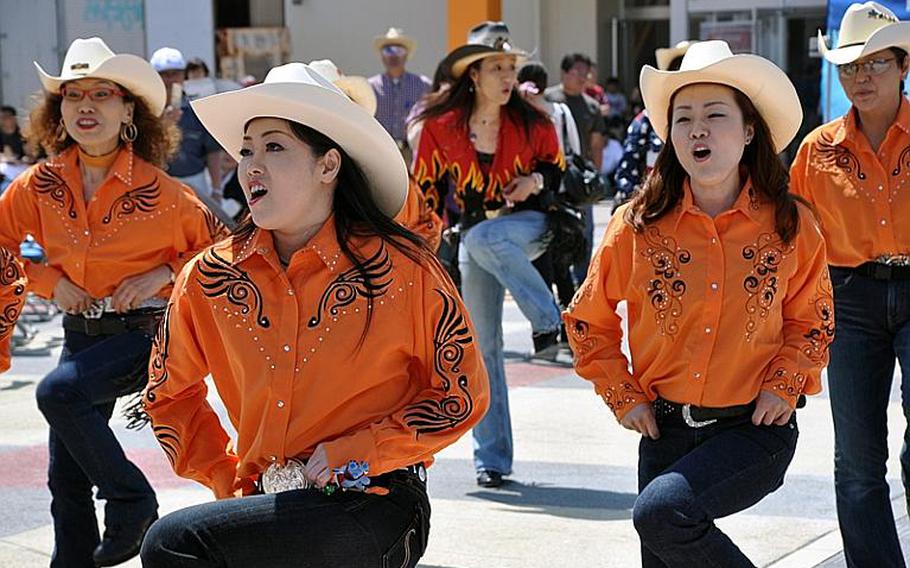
[150,47,224,217]
[368,28,431,161]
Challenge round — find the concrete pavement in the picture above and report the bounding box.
[0,202,907,567]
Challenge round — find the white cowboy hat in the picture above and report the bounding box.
[446,21,528,79]
[639,40,802,153]
[191,62,407,217]
[818,1,910,65]
[150,47,187,72]
[374,27,416,55]
[655,40,698,71]
[308,59,377,116]
[34,37,166,116]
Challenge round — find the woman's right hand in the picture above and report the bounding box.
[620,402,660,440]
[53,277,93,314]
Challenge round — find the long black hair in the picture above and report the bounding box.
[412,57,549,137]
[233,120,434,339]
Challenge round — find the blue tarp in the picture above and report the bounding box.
[821,0,910,122]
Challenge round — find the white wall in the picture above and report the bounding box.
[283,0,447,78]
[60,0,147,56]
[145,0,216,72]
[540,0,598,82]
[0,0,59,113]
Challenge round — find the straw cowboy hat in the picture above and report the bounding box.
[640,40,802,153]
[655,40,698,71]
[374,27,416,55]
[191,62,407,217]
[35,37,166,116]
[446,21,528,79]
[818,1,910,65]
[308,59,377,116]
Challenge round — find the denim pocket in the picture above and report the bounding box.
[381,504,429,568]
[830,269,855,293]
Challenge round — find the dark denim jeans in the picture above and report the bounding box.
[828,266,910,568]
[140,469,431,568]
[633,411,798,568]
[35,328,157,568]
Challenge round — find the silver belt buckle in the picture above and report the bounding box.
[81,299,106,320]
[260,458,311,494]
[682,404,717,428]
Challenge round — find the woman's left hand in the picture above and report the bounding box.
[303,444,332,488]
[752,390,793,426]
[111,265,172,313]
[503,175,538,204]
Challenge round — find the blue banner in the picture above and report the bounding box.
[821,0,910,122]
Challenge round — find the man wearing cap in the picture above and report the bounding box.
[368,28,431,162]
[790,3,910,565]
[150,47,225,220]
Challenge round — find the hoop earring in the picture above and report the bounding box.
[56,118,67,142]
[120,121,138,143]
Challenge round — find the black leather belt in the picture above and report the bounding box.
[653,399,756,428]
[62,310,163,337]
[846,262,910,280]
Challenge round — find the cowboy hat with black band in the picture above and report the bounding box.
[446,21,528,79]
[191,62,407,217]
[639,40,802,154]
[818,1,910,65]
[35,37,166,117]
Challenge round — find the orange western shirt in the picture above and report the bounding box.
[564,181,833,420]
[395,178,443,251]
[0,146,224,299]
[143,217,489,499]
[790,97,910,267]
[0,247,26,373]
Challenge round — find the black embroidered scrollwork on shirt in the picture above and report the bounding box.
[0,248,24,341]
[742,233,793,340]
[145,303,172,404]
[307,244,393,329]
[813,131,867,184]
[641,226,691,336]
[102,177,161,223]
[33,164,77,219]
[801,269,835,365]
[892,145,910,177]
[153,424,180,467]
[197,248,271,328]
[403,289,475,435]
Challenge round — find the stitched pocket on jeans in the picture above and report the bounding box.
[382,511,428,568]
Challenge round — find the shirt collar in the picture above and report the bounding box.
[838,96,910,145]
[230,215,344,272]
[675,176,761,229]
[45,144,136,188]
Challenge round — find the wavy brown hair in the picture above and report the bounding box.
[26,87,180,168]
[624,86,804,244]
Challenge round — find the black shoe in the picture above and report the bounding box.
[476,470,503,488]
[531,330,561,361]
[92,511,158,567]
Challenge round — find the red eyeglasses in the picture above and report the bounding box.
[60,85,126,102]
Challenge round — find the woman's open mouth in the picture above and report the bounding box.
[75,117,99,130]
[248,181,269,206]
[692,145,711,163]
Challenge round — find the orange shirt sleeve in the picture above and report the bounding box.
[563,210,645,421]
[321,259,490,474]
[395,179,443,251]
[0,247,26,374]
[413,119,449,218]
[761,207,833,407]
[788,138,815,209]
[0,173,65,298]
[167,185,226,278]
[144,264,247,499]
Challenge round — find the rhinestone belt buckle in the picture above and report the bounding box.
[261,458,312,494]
[682,404,718,428]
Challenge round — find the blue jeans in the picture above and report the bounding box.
[634,412,798,567]
[35,328,157,568]
[828,266,910,568]
[460,210,561,474]
[141,469,430,567]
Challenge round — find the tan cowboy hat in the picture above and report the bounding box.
[35,37,166,116]
[640,40,802,153]
[308,59,377,116]
[655,41,698,71]
[818,2,910,65]
[191,62,407,217]
[446,21,528,79]
[374,27,416,55]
